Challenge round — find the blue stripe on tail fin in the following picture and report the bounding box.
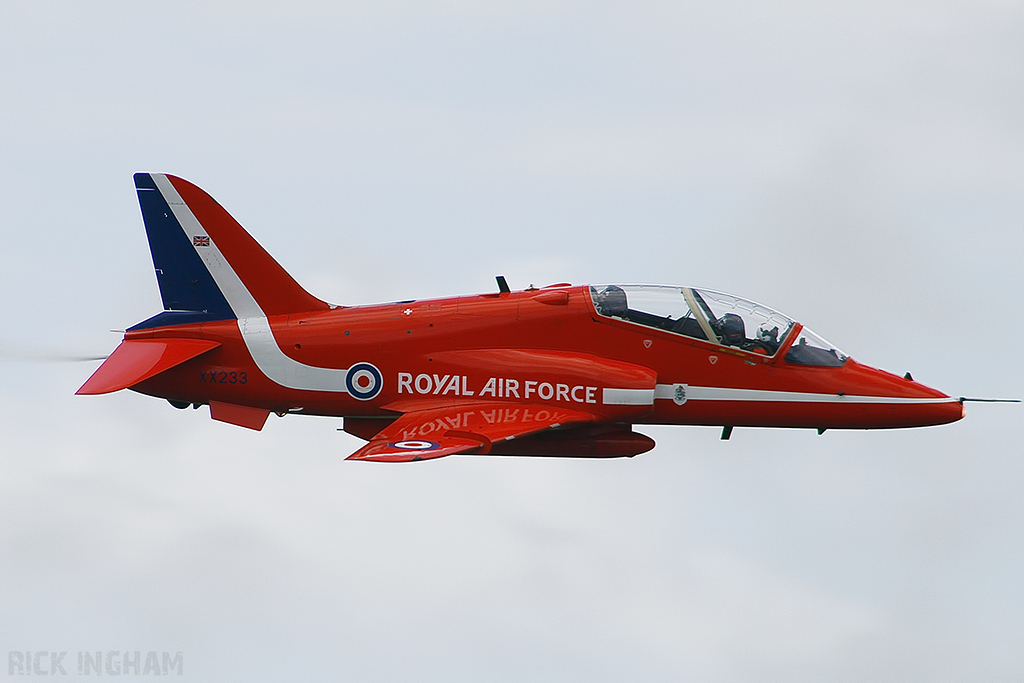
[133,173,234,325]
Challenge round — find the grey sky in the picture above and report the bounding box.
[1,2,1022,680]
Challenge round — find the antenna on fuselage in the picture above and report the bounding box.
[496,276,511,294]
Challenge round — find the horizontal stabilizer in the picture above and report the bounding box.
[346,402,596,462]
[76,339,220,395]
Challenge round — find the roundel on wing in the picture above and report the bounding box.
[388,440,441,451]
[346,362,383,400]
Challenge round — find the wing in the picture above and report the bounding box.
[346,402,598,462]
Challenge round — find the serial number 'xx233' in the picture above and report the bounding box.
[199,370,248,384]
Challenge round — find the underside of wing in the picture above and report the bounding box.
[346,403,598,462]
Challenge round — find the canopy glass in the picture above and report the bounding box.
[589,284,847,366]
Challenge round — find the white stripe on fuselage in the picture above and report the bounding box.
[151,174,351,393]
[603,388,656,405]
[653,384,957,404]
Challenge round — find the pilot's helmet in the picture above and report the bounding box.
[597,286,628,315]
[717,313,745,345]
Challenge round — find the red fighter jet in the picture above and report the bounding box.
[78,173,969,462]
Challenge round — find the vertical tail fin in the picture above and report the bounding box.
[133,173,329,326]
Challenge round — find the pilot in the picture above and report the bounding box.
[715,314,775,354]
[596,286,628,317]
[755,326,780,353]
[715,313,747,347]
[757,325,779,345]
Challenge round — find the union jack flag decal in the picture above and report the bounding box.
[193,235,210,247]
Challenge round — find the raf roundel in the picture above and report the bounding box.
[345,362,383,400]
[388,440,441,451]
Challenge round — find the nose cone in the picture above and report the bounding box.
[842,360,964,429]
[905,388,965,427]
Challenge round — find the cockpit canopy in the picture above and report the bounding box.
[589,284,847,367]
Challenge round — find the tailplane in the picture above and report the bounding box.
[132,173,329,329]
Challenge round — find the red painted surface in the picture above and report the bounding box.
[209,400,270,431]
[76,339,220,395]
[110,287,962,436]
[166,175,330,317]
[79,174,967,461]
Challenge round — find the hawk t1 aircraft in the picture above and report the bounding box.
[79,173,978,462]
